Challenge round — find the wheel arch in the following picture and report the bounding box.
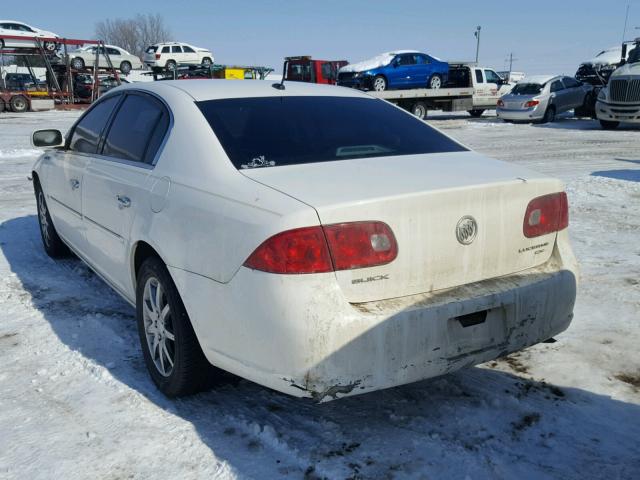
[132,240,166,286]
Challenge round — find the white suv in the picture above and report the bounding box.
[144,42,213,71]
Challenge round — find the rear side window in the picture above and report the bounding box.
[102,94,169,164]
[171,46,182,53]
[162,46,170,53]
[197,96,466,169]
[69,95,121,154]
[475,69,484,83]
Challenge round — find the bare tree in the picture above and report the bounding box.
[95,14,171,59]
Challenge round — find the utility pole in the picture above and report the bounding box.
[504,52,518,82]
[623,4,630,42]
[474,26,482,64]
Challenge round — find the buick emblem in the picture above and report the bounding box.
[456,216,478,245]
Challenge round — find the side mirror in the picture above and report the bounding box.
[32,129,64,148]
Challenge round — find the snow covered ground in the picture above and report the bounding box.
[0,109,638,480]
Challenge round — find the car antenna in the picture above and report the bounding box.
[272,59,288,90]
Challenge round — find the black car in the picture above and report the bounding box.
[2,73,46,91]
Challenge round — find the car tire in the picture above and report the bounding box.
[468,109,485,118]
[35,182,70,258]
[541,106,555,124]
[0,101,5,113]
[373,75,387,91]
[201,57,212,66]
[165,60,177,72]
[599,119,620,130]
[120,61,132,74]
[10,95,28,113]
[71,57,85,70]
[43,41,57,52]
[136,256,220,397]
[428,74,443,89]
[411,101,428,120]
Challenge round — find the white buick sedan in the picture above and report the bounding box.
[31,80,578,401]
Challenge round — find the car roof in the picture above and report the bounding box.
[517,75,558,85]
[115,79,372,102]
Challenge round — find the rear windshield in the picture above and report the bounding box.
[511,83,544,95]
[145,46,157,53]
[197,96,467,169]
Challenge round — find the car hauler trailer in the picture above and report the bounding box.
[0,33,121,108]
[367,86,473,119]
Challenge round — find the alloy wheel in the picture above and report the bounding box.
[142,277,176,377]
[373,77,386,91]
[38,191,51,248]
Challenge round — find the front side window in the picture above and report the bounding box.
[107,48,120,56]
[197,96,467,169]
[69,95,121,154]
[396,54,417,66]
[562,77,581,88]
[550,80,564,92]
[475,69,484,83]
[183,46,195,53]
[102,94,169,164]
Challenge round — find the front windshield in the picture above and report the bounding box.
[511,83,544,95]
[197,96,467,169]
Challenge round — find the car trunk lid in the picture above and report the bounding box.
[242,151,564,303]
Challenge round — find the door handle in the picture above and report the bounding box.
[116,195,131,209]
[70,178,80,190]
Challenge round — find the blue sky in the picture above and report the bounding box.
[10,0,640,74]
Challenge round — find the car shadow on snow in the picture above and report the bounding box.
[2,215,640,479]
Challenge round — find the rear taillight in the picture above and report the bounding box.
[244,221,398,274]
[323,221,397,270]
[524,100,540,108]
[497,99,504,107]
[155,54,161,59]
[523,192,568,238]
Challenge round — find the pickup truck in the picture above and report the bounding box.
[367,63,513,119]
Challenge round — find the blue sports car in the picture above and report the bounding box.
[337,50,449,91]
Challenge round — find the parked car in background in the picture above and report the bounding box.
[1,72,47,91]
[575,44,631,85]
[338,50,449,91]
[143,42,213,71]
[74,74,129,101]
[31,80,577,401]
[0,20,59,51]
[284,56,348,84]
[496,75,590,123]
[69,45,143,74]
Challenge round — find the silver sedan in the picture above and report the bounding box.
[497,75,590,123]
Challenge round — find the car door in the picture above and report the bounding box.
[549,79,570,112]
[483,69,503,106]
[104,47,121,68]
[562,77,586,107]
[415,54,433,86]
[473,69,490,105]
[391,53,418,88]
[171,45,184,64]
[181,45,199,64]
[81,91,170,296]
[40,94,122,256]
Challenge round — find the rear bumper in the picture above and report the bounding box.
[596,100,640,123]
[169,231,578,402]
[496,106,544,121]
